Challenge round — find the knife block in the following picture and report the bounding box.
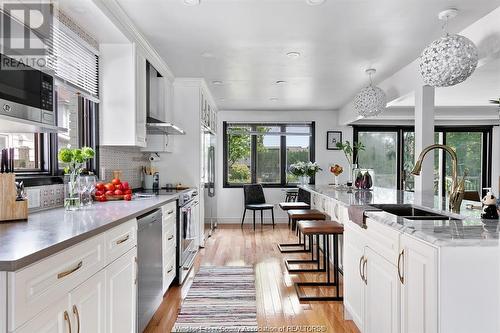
[0,174,28,222]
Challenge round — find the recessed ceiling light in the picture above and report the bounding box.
[286,51,301,58]
[306,0,326,5]
[183,0,200,6]
[275,80,287,85]
[212,80,223,85]
[201,52,214,58]
[269,97,278,101]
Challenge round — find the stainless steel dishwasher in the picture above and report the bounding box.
[137,208,163,333]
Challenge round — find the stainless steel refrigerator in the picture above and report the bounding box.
[202,129,217,242]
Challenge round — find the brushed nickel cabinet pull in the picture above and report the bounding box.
[116,234,130,245]
[167,210,174,215]
[167,235,174,241]
[58,261,83,279]
[359,256,364,281]
[167,266,173,273]
[72,305,80,333]
[397,249,405,284]
[64,310,72,333]
[362,258,368,285]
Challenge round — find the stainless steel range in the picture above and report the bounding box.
[177,189,199,284]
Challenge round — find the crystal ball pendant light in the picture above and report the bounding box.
[419,9,478,87]
[353,68,387,117]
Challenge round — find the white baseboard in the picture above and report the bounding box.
[216,217,288,224]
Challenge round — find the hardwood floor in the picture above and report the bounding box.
[144,224,360,333]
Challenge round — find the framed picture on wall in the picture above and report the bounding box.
[326,131,342,150]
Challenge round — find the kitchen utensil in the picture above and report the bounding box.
[15,181,25,201]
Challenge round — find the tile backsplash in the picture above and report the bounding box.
[99,146,150,189]
[26,146,150,212]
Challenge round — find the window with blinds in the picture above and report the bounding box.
[47,20,99,97]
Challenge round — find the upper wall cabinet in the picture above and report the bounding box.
[100,43,147,147]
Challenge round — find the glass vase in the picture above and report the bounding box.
[64,173,81,211]
[79,175,96,207]
[353,168,375,190]
[299,176,310,186]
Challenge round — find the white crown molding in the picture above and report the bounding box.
[92,0,175,81]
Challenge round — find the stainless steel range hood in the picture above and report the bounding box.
[146,62,185,136]
[146,117,185,135]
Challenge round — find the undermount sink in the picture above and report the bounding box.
[370,204,462,221]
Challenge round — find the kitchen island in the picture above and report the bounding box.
[300,185,499,333]
[0,194,179,333]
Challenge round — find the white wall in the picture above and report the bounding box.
[216,110,352,224]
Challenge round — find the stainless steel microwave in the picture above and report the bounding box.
[0,53,55,126]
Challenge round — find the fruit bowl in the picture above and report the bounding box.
[94,178,133,202]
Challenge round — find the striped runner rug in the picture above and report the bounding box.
[173,266,258,332]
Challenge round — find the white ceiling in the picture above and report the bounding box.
[390,57,500,107]
[80,0,498,110]
[57,0,129,43]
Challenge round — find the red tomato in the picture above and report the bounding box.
[124,189,132,195]
[121,181,129,190]
[115,184,124,191]
[124,194,132,201]
[96,182,105,191]
[111,178,121,186]
[105,190,114,196]
[105,183,115,192]
[114,189,123,196]
[96,195,107,202]
[95,190,104,197]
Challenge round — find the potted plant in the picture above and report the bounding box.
[58,146,95,210]
[290,161,322,185]
[336,141,365,186]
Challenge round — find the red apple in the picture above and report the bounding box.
[95,190,104,197]
[124,189,132,195]
[121,181,129,190]
[124,194,132,201]
[96,182,105,191]
[105,183,115,192]
[111,178,121,186]
[114,189,123,196]
[105,190,114,196]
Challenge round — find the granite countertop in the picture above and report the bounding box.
[0,194,179,271]
[301,185,499,247]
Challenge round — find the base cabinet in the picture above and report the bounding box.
[105,247,137,333]
[364,247,400,333]
[13,298,68,333]
[343,222,366,331]
[400,235,438,333]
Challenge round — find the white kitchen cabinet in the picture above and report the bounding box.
[400,234,438,333]
[162,202,177,293]
[343,221,366,331]
[100,43,147,147]
[68,270,106,333]
[364,247,400,333]
[105,247,137,333]
[13,297,68,333]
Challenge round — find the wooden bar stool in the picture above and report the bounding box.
[277,209,326,253]
[294,220,344,302]
[285,221,327,273]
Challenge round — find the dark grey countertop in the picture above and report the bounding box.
[0,194,179,271]
[300,185,499,247]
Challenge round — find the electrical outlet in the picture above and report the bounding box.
[26,188,41,209]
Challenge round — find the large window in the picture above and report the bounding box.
[354,126,492,197]
[224,122,315,187]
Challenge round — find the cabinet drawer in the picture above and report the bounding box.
[365,218,401,265]
[8,234,105,331]
[162,202,176,219]
[105,219,137,265]
[163,256,176,291]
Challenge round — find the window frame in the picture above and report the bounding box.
[353,125,493,194]
[223,121,316,188]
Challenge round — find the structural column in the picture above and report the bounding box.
[414,85,435,205]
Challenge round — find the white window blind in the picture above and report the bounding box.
[47,20,99,97]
